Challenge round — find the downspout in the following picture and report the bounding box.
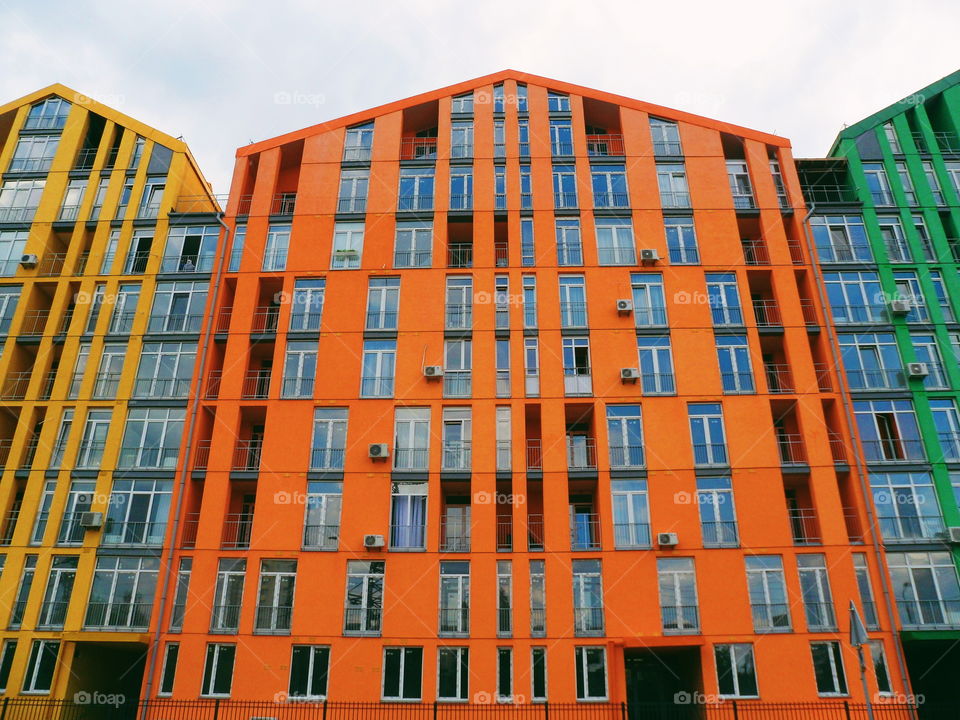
[798,204,916,707]
[140,214,231,715]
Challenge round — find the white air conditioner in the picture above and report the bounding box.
[657,532,679,547]
[19,254,38,268]
[368,443,389,459]
[423,365,444,378]
[640,248,659,263]
[620,367,641,382]
[79,511,103,528]
[889,299,910,315]
[363,534,385,548]
[947,527,960,544]
[906,362,929,378]
[616,299,633,314]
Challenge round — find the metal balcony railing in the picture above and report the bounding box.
[751,603,792,632]
[84,602,152,630]
[74,147,98,170]
[221,513,254,549]
[443,371,471,398]
[438,608,469,635]
[271,193,296,215]
[585,134,624,156]
[530,607,546,636]
[38,371,57,400]
[393,447,428,472]
[254,605,292,633]
[400,137,437,160]
[843,507,865,544]
[2,372,32,399]
[788,508,821,545]
[551,141,574,156]
[653,139,682,156]
[608,445,645,469]
[36,601,69,630]
[147,313,204,334]
[92,371,122,399]
[337,196,367,214]
[828,432,848,463]
[845,368,906,390]
[879,515,945,543]
[210,604,242,633]
[447,243,473,268]
[310,447,345,471]
[741,240,770,265]
[497,607,512,636]
[160,253,215,274]
[20,310,49,335]
[449,194,472,211]
[108,310,136,334]
[397,194,433,212]
[787,239,805,264]
[659,190,691,208]
[0,440,11,469]
[134,377,191,399]
[593,192,629,209]
[897,600,960,629]
[343,607,382,635]
[137,203,162,220]
[57,512,87,546]
[440,517,470,552]
[496,519,513,551]
[861,438,926,463]
[393,250,432,268]
[203,373,221,400]
[701,521,739,547]
[101,520,167,547]
[560,301,588,328]
[813,363,833,391]
[251,306,280,333]
[390,523,426,549]
[445,304,472,329]
[242,371,272,399]
[193,442,211,471]
[573,607,604,636]
[566,438,597,470]
[75,442,106,469]
[303,524,339,550]
[613,522,651,548]
[180,513,200,548]
[777,434,808,465]
[441,441,471,471]
[753,299,782,327]
[0,511,19,545]
[232,442,262,471]
[764,364,795,393]
[527,515,544,552]
[554,191,578,209]
[36,253,67,275]
[360,376,394,397]
[0,206,37,223]
[661,605,700,634]
[570,514,600,550]
[693,442,728,467]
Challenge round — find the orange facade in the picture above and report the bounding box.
[148,72,906,707]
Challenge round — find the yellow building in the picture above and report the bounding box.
[0,84,218,701]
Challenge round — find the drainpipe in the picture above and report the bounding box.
[798,204,916,708]
[140,214,231,716]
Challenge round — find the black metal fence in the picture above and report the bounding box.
[0,699,943,720]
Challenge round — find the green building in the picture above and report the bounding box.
[799,70,960,706]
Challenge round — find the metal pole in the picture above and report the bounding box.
[858,645,875,720]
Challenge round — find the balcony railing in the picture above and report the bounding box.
[84,602,152,631]
[447,244,473,268]
[251,306,280,333]
[0,511,19,545]
[897,600,960,629]
[937,431,960,462]
[440,517,470,552]
[741,240,770,265]
[133,377,191,399]
[271,193,296,215]
[101,520,167,547]
[554,191,578,209]
[527,515,545,552]
[2,372,32,400]
[813,363,833,392]
[751,603,792,632]
[764,364,795,393]
[438,608,469,635]
[242,371,272,399]
[0,440,11,469]
[303,524,339,550]
[861,438,926,463]
[360,376,394,397]
[608,445,645,469]
[445,304,472,329]
[441,441,471,471]
[310,447,345,471]
[845,368,905,390]
[692,442,728,467]
[701,521,739,547]
[753,300,782,327]
[0,206,38,223]
[19,310,49,336]
[497,519,513,551]
[566,438,597,471]
[221,513,254,549]
[585,134,624,156]
[613,522,651,548]
[524,441,543,471]
[828,433,848,464]
[787,240,805,264]
[343,607,382,635]
[570,514,600,550]
[788,508,821,545]
[496,440,512,472]
[74,147,98,170]
[160,253,215,274]
[210,604,241,633]
[194,442,211,471]
[530,607,546,636]
[560,302,588,328]
[146,314,203,334]
[36,601,69,630]
[181,513,199,548]
[593,192,629,209]
[777,434,808,466]
[661,606,700,634]
[37,253,67,275]
[93,372,122,399]
[254,605,293,633]
[337,196,367,214]
[879,515,945,543]
[400,137,438,160]
[393,250,432,268]
[397,194,433,212]
[449,194,472,211]
[232,442,262,471]
[393,447,428,472]
[443,371,471,398]
[573,607,604,636]
[659,191,691,209]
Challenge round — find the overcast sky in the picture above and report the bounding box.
[2,0,958,194]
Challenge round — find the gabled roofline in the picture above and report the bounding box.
[829,67,960,153]
[238,69,791,157]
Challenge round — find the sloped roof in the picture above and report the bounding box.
[239,69,791,156]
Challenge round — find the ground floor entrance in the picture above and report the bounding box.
[625,646,703,719]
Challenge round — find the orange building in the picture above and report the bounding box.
[146,71,908,710]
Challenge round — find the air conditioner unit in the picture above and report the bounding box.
[616,298,633,314]
[657,532,679,547]
[368,443,389,459]
[423,365,444,378]
[620,367,641,382]
[889,299,910,315]
[19,254,38,268]
[947,526,960,544]
[363,534,385,548]
[79,511,103,529]
[906,362,929,378]
[640,248,660,263]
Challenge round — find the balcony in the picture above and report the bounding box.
[527,515,545,552]
[701,521,739,548]
[741,240,770,265]
[440,517,470,552]
[608,445,645,470]
[861,438,926,463]
[271,193,296,215]
[828,433,848,464]
[573,607,604,636]
[303,523,339,550]
[242,371,272,399]
[310,446,345,471]
[692,442,727,467]
[450,143,473,160]
[36,601,69,630]
[554,192,578,209]
[181,513,199,548]
[232,442,262,472]
[566,438,597,471]
[438,608,469,636]
[593,192,629,209]
[787,240,805,264]
[530,607,546,636]
[845,368,906,391]
[777,434,808,467]
[251,306,280,334]
[570,514,600,550]
[525,441,543,471]
[397,194,433,212]
[661,606,700,634]
[75,442,106,470]
[1,372,32,400]
[659,191,691,209]
[449,194,472,212]
[400,137,438,160]
[813,364,833,392]
[74,148,98,170]
[879,515,945,543]
[254,605,292,634]
[101,520,167,547]
[441,442,471,472]
[203,373,221,400]
[221,513,254,549]
[764,364,795,394]
[210,604,241,633]
[343,607,382,636]
[585,134,624,156]
[37,253,68,276]
[337,196,367,214]
[898,600,960,629]
[261,249,288,271]
[193,442,211,471]
[93,371,122,399]
[394,250,432,268]
[134,377,191,400]
[160,253,215,274]
[0,440,11,469]
[446,243,473,268]
[613,522,651,548]
[19,310,50,336]
[788,508,821,545]
[0,510,19,545]
[751,603,792,632]
[445,304,472,330]
[84,602,152,631]
[146,314,203,334]
[393,447,428,472]
[443,371,471,398]
[496,519,513,551]
[752,300,782,328]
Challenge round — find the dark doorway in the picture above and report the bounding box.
[625,646,703,720]
[903,639,960,719]
[65,642,146,720]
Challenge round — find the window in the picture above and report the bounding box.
[572,559,604,636]
[210,558,245,633]
[931,399,960,460]
[574,647,607,701]
[519,165,532,210]
[854,400,924,463]
[0,179,45,222]
[838,333,904,390]
[595,217,635,264]
[446,276,472,329]
[656,163,690,208]
[21,640,59,694]
[798,554,836,631]
[103,478,172,546]
[134,342,196,398]
[494,277,510,330]
[516,84,529,112]
[450,167,473,210]
[870,641,893,696]
[442,407,471,470]
[946,161,960,200]
[0,231,27,275]
[611,479,649,548]
[497,560,512,636]
[0,286,20,330]
[25,97,70,130]
[159,643,179,696]
[494,166,506,208]
[715,644,758,698]
[9,556,36,629]
[518,122,530,158]
[76,408,111,469]
[201,643,236,697]
[853,554,879,630]
[811,215,873,263]
[497,647,513,702]
[496,339,510,397]
[451,93,473,114]
[360,340,396,397]
[391,482,427,549]
[524,337,540,397]
[137,177,165,219]
[863,162,894,205]
[553,164,577,208]
[343,560,386,635]
[9,134,60,173]
[745,556,790,632]
[394,407,429,471]
[331,222,364,269]
[895,161,917,204]
[824,271,885,324]
[439,561,470,635]
[689,403,727,466]
[930,270,955,322]
[892,272,927,322]
[591,164,628,208]
[310,408,347,470]
[562,336,592,396]
[94,345,126,400]
[631,273,667,327]
[559,275,587,328]
[281,340,317,398]
[492,84,505,113]
[289,646,329,699]
[169,558,191,631]
[665,217,699,264]
[382,647,422,701]
[697,477,738,547]
[437,647,469,701]
[303,481,341,550]
[606,405,644,469]
[108,283,141,334]
[444,339,472,398]
[726,161,755,208]
[89,177,110,222]
[883,122,902,153]
[912,215,935,261]
[254,559,296,633]
[57,481,94,545]
[117,407,184,469]
[521,276,537,329]
[871,472,944,541]
[162,225,218,273]
[289,278,324,332]
[706,273,743,326]
[0,640,15,693]
[650,118,682,155]
[550,121,573,156]
[343,123,374,162]
[395,221,432,267]
[451,121,473,158]
[878,216,910,261]
[338,169,368,213]
[658,557,699,633]
[147,281,206,333]
[530,559,546,635]
[529,648,547,702]
[555,219,582,266]
[397,167,435,213]
[38,556,78,628]
[547,92,571,112]
[716,335,754,393]
[31,481,55,545]
[770,159,789,207]
[811,642,848,696]
[888,551,960,628]
[49,408,73,468]
[85,556,159,630]
[115,177,134,219]
[922,160,944,204]
[366,277,400,331]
